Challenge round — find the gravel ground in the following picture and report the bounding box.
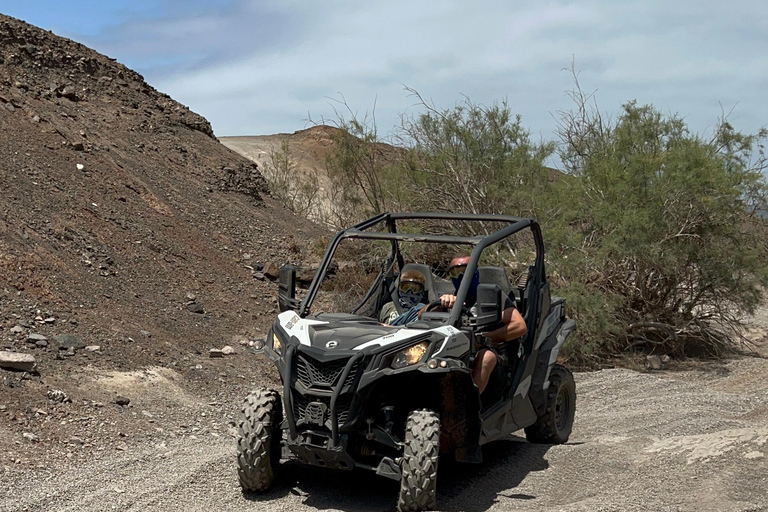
[2,356,767,512]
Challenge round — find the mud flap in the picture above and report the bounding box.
[531,318,575,413]
[438,372,483,463]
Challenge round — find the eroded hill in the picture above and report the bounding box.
[0,13,321,465]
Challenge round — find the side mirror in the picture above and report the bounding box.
[278,265,298,312]
[471,284,503,329]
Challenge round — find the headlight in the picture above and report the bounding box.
[271,332,283,355]
[391,342,429,369]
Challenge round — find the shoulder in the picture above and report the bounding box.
[379,302,396,322]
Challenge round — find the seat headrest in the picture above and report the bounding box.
[478,266,512,295]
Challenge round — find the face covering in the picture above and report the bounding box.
[451,271,480,301]
[399,290,424,309]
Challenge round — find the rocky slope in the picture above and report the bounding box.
[0,13,320,465]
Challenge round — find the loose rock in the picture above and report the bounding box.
[59,85,79,101]
[186,303,204,314]
[114,395,131,406]
[47,389,71,403]
[262,262,280,279]
[54,334,85,351]
[645,355,663,371]
[22,432,40,443]
[221,345,236,355]
[0,351,36,372]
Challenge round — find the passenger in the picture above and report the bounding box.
[427,255,527,395]
[379,269,429,326]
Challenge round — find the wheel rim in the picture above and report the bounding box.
[555,386,571,432]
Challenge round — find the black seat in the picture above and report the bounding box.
[478,266,513,296]
[478,266,521,305]
[433,279,455,297]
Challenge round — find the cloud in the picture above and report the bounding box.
[6,0,765,141]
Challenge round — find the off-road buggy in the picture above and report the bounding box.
[237,212,576,511]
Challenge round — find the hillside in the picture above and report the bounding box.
[0,13,321,465]
[1,14,766,511]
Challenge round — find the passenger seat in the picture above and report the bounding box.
[478,266,520,305]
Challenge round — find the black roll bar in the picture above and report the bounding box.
[298,212,546,328]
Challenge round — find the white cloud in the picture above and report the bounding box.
[63,0,768,140]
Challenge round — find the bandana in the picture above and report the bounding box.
[399,289,424,309]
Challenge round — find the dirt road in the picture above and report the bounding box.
[3,354,767,512]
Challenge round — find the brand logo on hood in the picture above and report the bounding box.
[325,340,338,349]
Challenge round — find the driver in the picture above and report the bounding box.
[432,255,527,395]
[379,268,429,326]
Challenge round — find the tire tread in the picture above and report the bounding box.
[398,409,440,512]
[237,388,282,492]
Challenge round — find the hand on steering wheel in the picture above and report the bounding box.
[425,298,446,312]
[425,295,469,315]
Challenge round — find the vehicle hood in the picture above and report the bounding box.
[275,311,429,352]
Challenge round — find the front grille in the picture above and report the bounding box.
[292,393,354,427]
[296,355,360,388]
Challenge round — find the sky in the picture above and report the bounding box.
[1,0,767,153]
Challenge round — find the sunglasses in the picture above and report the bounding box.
[448,264,468,279]
[399,281,424,294]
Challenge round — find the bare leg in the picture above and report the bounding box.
[471,349,497,395]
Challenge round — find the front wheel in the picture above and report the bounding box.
[398,409,440,512]
[524,364,576,444]
[236,388,283,492]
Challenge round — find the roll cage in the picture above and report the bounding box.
[300,212,546,330]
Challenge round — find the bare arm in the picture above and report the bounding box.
[483,307,527,343]
[417,293,455,320]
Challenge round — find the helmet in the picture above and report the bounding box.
[449,254,479,299]
[398,269,426,308]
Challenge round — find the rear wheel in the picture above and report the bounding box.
[525,365,575,444]
[237,388,283,492]
[398,409,440,512]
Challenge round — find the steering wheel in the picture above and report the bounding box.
[424,299,445,313]
[424,298,470,316]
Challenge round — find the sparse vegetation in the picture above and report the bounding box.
[261,141,321,218]
[286,86,768,364]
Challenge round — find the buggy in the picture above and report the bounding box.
[237,212,576,511]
